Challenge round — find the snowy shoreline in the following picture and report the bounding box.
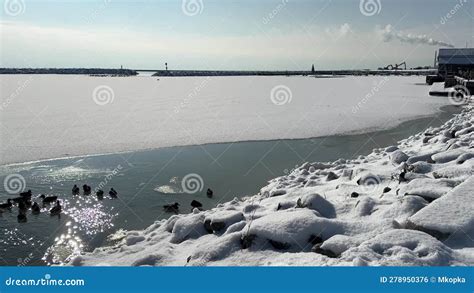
[72,104,474,266]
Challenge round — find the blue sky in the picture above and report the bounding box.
[1,0,473,70]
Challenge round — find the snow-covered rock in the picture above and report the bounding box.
[407,176,474,240]
[72,105,474,266]
[390,150,409,165]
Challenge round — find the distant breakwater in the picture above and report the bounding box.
[150,69,437,77]
[0,68,138,76]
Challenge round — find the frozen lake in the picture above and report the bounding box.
[0,75,448,165]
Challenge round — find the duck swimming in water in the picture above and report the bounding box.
[109,188,118,198]
[19,190,32,198]
[72,185,80,195]
[190,200,203,209]
[206,188,213,198]
[96,189,104,200]
[83,184,92,195]
[0,199,12,209]
[50,200,62,215]
[40,194,58,204]
[163,202,179,213]
[18,200,28,211]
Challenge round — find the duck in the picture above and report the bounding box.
[398,171,407,183]
[19,190,32,198]
[109,188,118,198]
[96,189,104,200]
[82,184,91,195]
[18,200,28,211]
[0,199,13,209]
[31,202,41,214]
[72,185,80,195]
[11,196,28,204]
[40,194,58,204]
[190,200,203,209]
[50,200,62,215]
[206,188,213,198]
[163,202,179,213]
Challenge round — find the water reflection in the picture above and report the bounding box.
[42,222,84,265]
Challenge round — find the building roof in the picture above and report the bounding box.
[438,48,474,65]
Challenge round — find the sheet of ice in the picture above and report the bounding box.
[0,75,448,165]
[71,105,474,266]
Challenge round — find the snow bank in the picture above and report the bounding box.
[0,75,449,165]
[407,176,474,239]
[72,105,473,266]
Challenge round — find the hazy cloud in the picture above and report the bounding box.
[377,24,454,48]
